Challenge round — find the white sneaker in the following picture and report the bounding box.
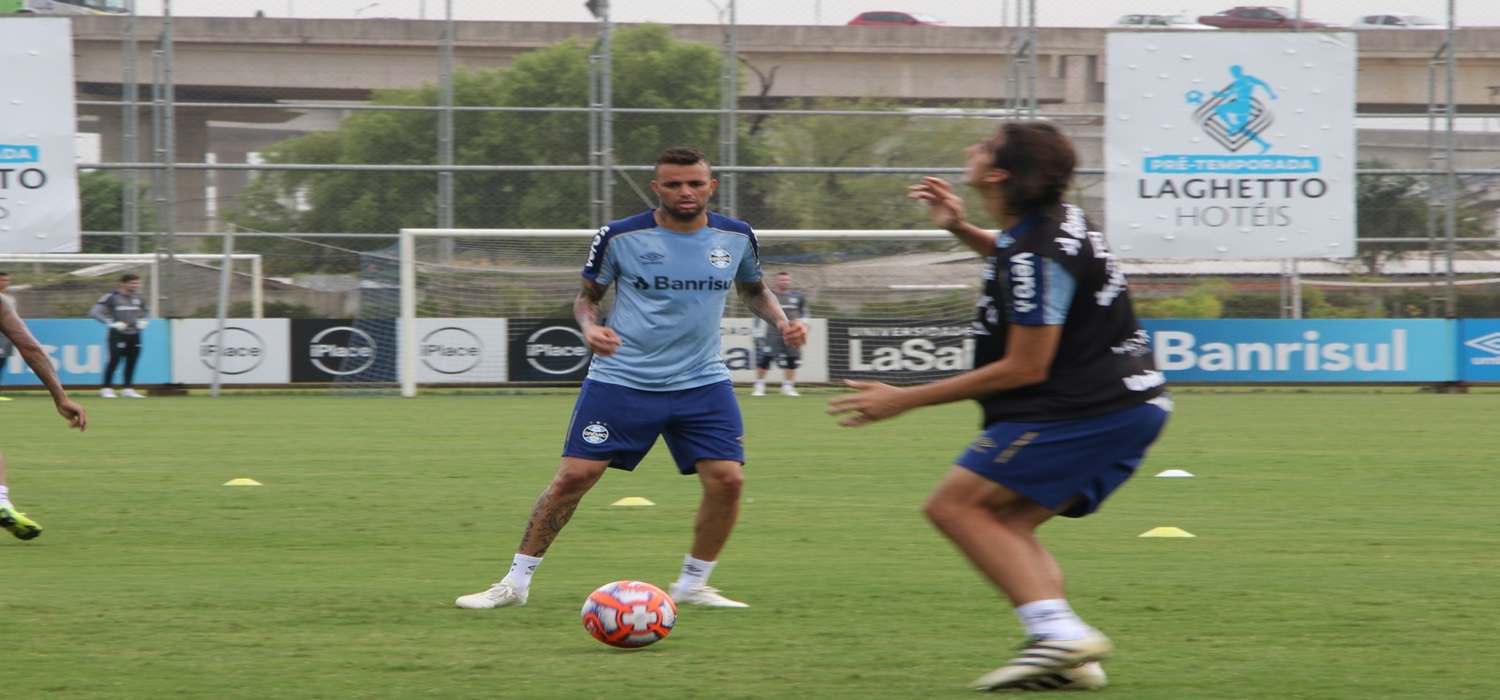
[120,389,146,399]
[455,581,528,609]
[750,384,765,397]
[779,384,800,397]
[971,631,1114,691]
[669,582,749,608]
[1001,662,1108,692]
[100,388,117,398]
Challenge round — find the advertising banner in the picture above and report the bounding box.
[413,318,507,384]
[1143,319,1453,382]
[289,319,396,383]
[1106,32,1357,259]
[170,319,290,384]
[1457,319,1500,382]
[0,19,81,252]
[722,317,829,384]
[507,318,591,382]
[826,318,974,382]
[2,319,170,385]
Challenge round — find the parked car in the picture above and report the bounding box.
[1114,14,1218,29]
[1349,13,1444,29]
[847,11,948,26]
[1197,6,1339,29]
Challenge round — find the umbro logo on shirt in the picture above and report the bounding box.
[638,252,666,265]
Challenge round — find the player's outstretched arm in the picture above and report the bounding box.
[827,325,1061,428]
[0,298,86,431]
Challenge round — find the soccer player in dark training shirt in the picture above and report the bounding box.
[828,121,1171,692]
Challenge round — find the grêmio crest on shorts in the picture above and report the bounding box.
[973,203,1166,424]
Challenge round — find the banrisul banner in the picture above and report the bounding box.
[1105,32,1356,259]
[2,319,169,385]
[507,318,591,382]
[1458,319,1500,382]
[827,318,973,382]
[0,19,81,252]
[1142,319,1452,382]
[290,319,396,383]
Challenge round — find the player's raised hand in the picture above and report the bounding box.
[908,177,968,232]
[826,379,909,427]
[583,326,623,356]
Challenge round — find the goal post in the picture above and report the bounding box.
[0,252,266,319]
[393,228,974,397]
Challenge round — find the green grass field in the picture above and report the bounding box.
[2,387,1495,699]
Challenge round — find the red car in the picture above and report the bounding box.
[1197,6,1338,29]
[847,11,948,26]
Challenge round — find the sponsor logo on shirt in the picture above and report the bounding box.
[646,276,731,291]
[1009,252,1038,314]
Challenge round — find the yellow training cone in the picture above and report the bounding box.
[611,497,656,507]
[223,478,263,486]
[1139,526,1195,538]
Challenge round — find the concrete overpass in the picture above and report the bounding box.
[52,16,1500,230]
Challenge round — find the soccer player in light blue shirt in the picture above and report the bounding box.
[457,147,808,612]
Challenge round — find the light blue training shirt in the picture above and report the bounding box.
[581,210,763,391]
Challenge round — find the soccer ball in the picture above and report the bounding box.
[581,580,677,648]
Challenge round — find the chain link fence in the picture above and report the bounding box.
[24,0,1500,319]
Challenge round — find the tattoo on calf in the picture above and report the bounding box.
[520,490,582,557]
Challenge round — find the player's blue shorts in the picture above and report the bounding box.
[955,396,1172,518]
[562,379,745,475]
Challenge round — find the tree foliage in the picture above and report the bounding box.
[1355,160,1431,274]
[761,100,997,232]
[77,170,152,253]
[224,24,730,273]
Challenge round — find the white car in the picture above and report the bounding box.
[1114,14,1218,30]
[1349,13,1444,29]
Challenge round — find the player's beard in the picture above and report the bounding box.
[660,200,703,221]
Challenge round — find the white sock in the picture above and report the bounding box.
[500,553,543,590]
[676,555,717,589]
[1015,599,1092,641]
[753,380,765,389]
[782,381,795,389]
[0,485,10,508]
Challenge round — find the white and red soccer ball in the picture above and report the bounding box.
[580,580,677,648]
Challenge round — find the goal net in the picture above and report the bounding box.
[375,229,981,396]
[0,253,266,320]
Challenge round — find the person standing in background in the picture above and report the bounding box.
[751,271,809,397]
[90,274,150,399]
